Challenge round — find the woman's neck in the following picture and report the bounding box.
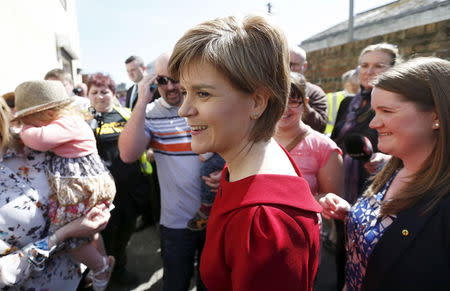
[225,139,266,182]
[384,142,436,201]
[274,122,308,148]
[400,143,435,177]
[225,138,297,182]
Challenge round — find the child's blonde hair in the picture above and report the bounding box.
[20,103,79,124]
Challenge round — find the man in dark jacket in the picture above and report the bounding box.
[290,46,328,133]
[125,55,147,110]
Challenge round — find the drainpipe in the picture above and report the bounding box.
[348,0,354,42]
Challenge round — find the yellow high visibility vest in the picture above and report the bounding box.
[325,91,346,135]
[114,106,153,175]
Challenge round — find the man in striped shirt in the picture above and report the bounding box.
[119,52,207,291]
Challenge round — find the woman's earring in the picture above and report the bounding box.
[433,122,440,129]
[251,113,259,120]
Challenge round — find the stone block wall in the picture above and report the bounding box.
[305,19,449,93]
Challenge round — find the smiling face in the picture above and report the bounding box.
[88,85,115,113]
[155,54,183,107]
[369,87,438,160]
[359,51,393,89]
[178,61,255,160]
[277,97,304,132]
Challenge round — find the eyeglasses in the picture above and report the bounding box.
[289,62,302,68]
[287,98,303,108]
[156,76,179,86]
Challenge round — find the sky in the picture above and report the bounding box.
[76,0,394,87]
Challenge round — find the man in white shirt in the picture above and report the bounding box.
[119,52,211,291]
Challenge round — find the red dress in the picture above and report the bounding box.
[200,152,322,291]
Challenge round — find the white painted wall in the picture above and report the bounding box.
[0,0,81,94]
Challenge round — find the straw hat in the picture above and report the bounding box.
[13,80,74,121]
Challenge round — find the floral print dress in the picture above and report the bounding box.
[345,172,398,291]
[0,148,81,290]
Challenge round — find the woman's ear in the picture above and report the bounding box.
[250,88,270,120]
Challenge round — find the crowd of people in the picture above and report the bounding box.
[1,13,449,291]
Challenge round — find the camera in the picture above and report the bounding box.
[73,87,83,96]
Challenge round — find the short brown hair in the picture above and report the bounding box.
[289,72,307,113]
[168,15,290,142]
[290,72,306,101]
[125,55,145,66]
[44,68,73,85]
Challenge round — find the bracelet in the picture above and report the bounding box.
[26,248,46,271]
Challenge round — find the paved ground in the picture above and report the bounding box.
[107,222,338,291]
[108,224,165,291]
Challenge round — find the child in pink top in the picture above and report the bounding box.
[13,80,115,291]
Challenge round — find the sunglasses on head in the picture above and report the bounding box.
[156,76,179,85]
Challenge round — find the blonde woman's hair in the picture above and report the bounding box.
[0,98,11,152]
[359,43,401,66]
[364,57,450,215]
[168,15,290,142]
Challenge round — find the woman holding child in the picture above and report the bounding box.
[0,93,110,289]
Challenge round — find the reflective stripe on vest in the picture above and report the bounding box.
[325,91,346,135]
[113,106,153,175]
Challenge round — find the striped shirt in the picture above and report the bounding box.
[146,115,194,156]
[144,98,202,229]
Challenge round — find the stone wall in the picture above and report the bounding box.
[304,19,450,93]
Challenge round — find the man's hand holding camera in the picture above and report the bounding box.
[137,75,158,105]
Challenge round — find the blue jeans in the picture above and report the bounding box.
[200,153,225,204]
[160,225,206,291]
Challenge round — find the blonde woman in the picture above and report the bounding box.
[0,97,111,289]
[331,43,401,203]
[13,80,115,290]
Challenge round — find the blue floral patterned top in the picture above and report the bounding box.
[345,172,398,291]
